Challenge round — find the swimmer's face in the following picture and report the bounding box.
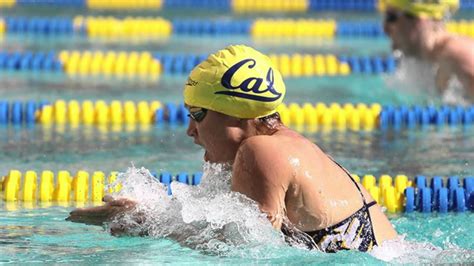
[186,107,246,163]
[383,7,423,57]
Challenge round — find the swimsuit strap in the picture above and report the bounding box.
[328,155,378,246]
[328,155,373,207]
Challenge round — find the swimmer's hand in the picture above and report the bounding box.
[66,195,137,226]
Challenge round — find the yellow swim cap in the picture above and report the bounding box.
[379,0,459,20]
[183,45,286,119]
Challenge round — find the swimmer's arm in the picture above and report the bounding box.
[441,39,474,97]
[66,196,146,236]
[66,196,136,225]
[453,54,474,97]
[435,64,451,94]
[457,56,474,98]
[231,137,291,230]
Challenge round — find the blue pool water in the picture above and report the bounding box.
[1,5,474,264]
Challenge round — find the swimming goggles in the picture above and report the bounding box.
[384,10,415,24]
[187,107,208,122]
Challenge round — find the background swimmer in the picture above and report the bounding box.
[67,45,398,253]
[381,0,474,102]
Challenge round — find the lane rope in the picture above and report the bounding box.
[1,17,472,38]
[2,170,473,212]
[1,101,473,129]
[1,0,473,11]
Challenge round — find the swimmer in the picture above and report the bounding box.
[381,0,474,100]
[67,45,398,253]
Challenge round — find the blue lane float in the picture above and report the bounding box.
[164,0,231,9]
[309,0,376,11]
[404,176,474,213]
[405,187,415,213]
[4,17,74,35]
[0,51,62,72]
[0,101,8,124]
[171,19,251,35]
[150,171,202,195]
[379,105,474,128]
[337,21,384,37]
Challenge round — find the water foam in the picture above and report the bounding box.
[385,56,438,102]
[106,163,285,255]
[384,55,469,105]
[370,234,474,263]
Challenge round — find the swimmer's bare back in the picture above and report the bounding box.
[231,127,398,247]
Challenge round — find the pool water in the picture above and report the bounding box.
[1,124,473,178]
[1,183,473,264]
[1,4,474,264]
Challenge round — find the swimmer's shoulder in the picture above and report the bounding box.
[236,130,320,170]
[235,134,295,172]
[232,135,293,191]
[237,134,288,160]
[239,128,306,153]
[444,36,474,89]
[441,36,474,65]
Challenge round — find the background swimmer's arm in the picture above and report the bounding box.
[231,137,291,230]
[456,54,474,98]
[441,38,474,97]
[435,64,451,94]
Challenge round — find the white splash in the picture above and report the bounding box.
[370,235,474,263]
[370,235,440,262]
[384,55,469,105]
[442,77,470,106]
[384,57,438,102]
[107,163,285,255]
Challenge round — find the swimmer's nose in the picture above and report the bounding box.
[186,119,197,138]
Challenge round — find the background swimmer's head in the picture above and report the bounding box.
[380,0,459,57]
[379,0,459,20]
[183,45,286,120]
